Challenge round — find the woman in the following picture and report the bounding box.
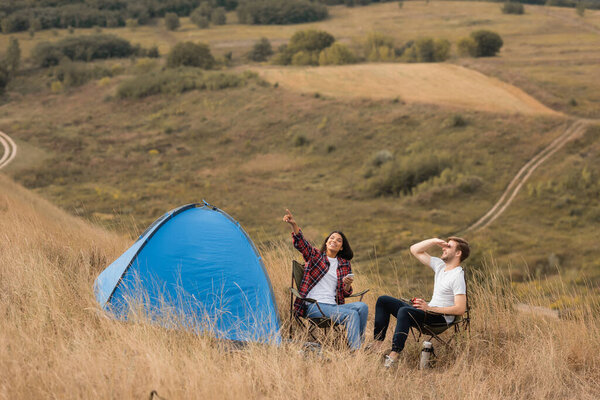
[283,209,368,350]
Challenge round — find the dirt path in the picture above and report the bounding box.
[0,130,17,170]
[460,119,595,234]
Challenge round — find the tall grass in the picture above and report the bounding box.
[0,174,599,399]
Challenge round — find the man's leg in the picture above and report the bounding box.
[391,307,447,354]
[374,296,411,342]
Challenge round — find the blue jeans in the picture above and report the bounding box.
[306,301,369,350]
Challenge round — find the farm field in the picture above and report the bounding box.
[253,63,559,115]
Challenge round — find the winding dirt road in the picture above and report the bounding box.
[0,130,17,170]
[460,119,594,234]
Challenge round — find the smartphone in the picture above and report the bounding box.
[347,273,355,278]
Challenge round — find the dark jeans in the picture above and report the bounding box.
[373,295,447,353]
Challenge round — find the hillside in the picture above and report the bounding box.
[0,1,599,287]
[1,174,599,399]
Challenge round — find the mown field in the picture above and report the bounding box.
[1,174,599,399]
[0,1,599,294]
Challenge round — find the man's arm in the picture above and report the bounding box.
[413,294,467,316]
[409,238,448,266]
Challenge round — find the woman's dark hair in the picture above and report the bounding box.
[320,231,353,260]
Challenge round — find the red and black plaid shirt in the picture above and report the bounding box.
[292,230,353,317]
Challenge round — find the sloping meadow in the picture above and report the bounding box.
[0,174,598,399]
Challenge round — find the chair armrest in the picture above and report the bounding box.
[289,287,318,304]
[347,289,370,298]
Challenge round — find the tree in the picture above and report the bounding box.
[191,6,211,28]
[502,2,525,15]
[167,42,215,69]
[165,13,180,31]
[0,64,9,93]
[211,8,227,25]
[318,42,356,65]
[248,38,274,62]
[5,38,21,75]
[470,30,503,57]
[576,1,586,17]
[457,37,477,57]
[289,30,335,53]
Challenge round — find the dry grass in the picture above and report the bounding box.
[1,174,599,399]
[253,64,559,115]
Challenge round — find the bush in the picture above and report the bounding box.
[191,5,212,27]
[32,35,134,67]
[51,59,113,88]
[167,42,215,69]
[248,38,274,62]
[211,8,227,25]
[401,37,451,62]
[164,13,180,31]
[0,65,9,93]
[470,30,503,57]
[274,29,336,65]
[237,0,328,25]
[318,43,357,65]
[364,32,395,61]
[289,30,335,53]
[366,154,451,196]
[116,68,252,99]
[457,37,477,57]
[502,2,525,14]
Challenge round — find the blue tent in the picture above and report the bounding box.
[94,202,281,344]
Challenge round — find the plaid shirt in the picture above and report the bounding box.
[292,230,353,317]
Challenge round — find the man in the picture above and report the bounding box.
[372,237,469,367]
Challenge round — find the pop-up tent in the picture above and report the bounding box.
[94,202,280,344]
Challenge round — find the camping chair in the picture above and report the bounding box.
[288,260,369,345]
[407,268,471,347]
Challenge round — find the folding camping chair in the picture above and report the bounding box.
[408,267,471,347]
[288,260,369,345]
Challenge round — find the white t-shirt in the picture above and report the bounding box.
[306,257,338,304]
[428,257,466,323]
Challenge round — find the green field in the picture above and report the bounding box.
[1,1,599,293]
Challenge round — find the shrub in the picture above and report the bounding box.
[289,30,335,53]
[0,65,9,93]
[126,18,138,30]
[364,32,395,60]
[116,68,252,99]
[502,2,525,14]
[470,30,503,57]
[5,38,21,75]
[457,37,477,57]
[248,38,274,62]
[318,43,357,65]
[367,154,451,196]
[237,0,328,25]
[448,114,467,127]
[32,35,134,67]
[167,42,215,69]
[165,13,180,31]
[191,5,212,27]
[402,37,451,62]
[576,2,586,16]
[211,8,227,25]
[291,50,318,66]
[52,59,113,88]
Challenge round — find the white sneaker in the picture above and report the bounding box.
[383,355,397,368]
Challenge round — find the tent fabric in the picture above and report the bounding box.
[94,203,281,343]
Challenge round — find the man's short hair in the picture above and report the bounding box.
[447,236,470,262]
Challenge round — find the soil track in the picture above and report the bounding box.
[0,130,17,170]
[459,119,593,234]
[255,64,560,115]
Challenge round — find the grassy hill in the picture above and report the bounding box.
[0,1,599,289]
[1,173,599,399]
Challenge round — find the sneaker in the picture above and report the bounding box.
[383,355,397,368]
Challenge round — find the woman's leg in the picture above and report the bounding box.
[344,302,369,341]
[306,302,363,350]
[373,296,411,342]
